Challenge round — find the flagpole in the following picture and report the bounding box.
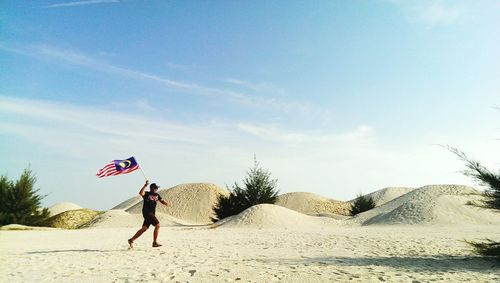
[134,157,149,181]
[139,167,148,181]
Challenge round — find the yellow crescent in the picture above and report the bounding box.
[120,160,131,169]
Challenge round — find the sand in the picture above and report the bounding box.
[44,209,102,229]
[276,192,351,216]
[275,187,415,218]
[111,195,143,211]
[85,210,197,228]
[47,202,83,217]
[216,204,340,229]
[0,224,57,231]
[1,225,499,282]
[354,187,415,206]
[2,184,500,282]
[347,185,500,226]
[125,183,229,224]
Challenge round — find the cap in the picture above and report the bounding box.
[150,183,159,190]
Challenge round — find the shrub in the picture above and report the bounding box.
[350,193,376,216]
[447,146,500,210]
[467,239,500,257]
[44,209,102,229]
[447,145,500,258]
[0,167,50,226]
[212,158,279,222]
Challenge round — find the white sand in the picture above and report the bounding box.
[1,225,499,282]
[111,195,142,210]
[216,204,340,229]
[354,187,415,206]
[126,183,228,224]
[276,192,351,216]
[85,210,197,228]
[347,184,500,226]
[2,183,500,282]
[47,202,83,217]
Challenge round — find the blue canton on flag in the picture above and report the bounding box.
[96,157,140,178]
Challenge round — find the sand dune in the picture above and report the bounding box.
[111,195,142,210]
[126,183,228,224]
[106,184,500,228]
[44,209,101,229]
[217,203,339,229]
[353,187,415,206]
[347,184,500,226]
[84,210,195,228]
[2,183,500,282]
[276,192,351,216]
[48,202,83,217]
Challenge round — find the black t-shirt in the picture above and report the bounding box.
[142,191,162,214]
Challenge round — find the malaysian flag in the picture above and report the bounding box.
[96,157,140,178]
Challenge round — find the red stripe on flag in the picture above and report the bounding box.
[96,163,140,178]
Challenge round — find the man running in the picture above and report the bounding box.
[128,180,169,248]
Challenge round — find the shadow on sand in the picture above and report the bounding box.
[263,255,499,272]
[27,249,119,254]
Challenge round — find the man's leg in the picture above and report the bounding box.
[153,223,161,247]
[129,226,148,248]
[131,226,148,240]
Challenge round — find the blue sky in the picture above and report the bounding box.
[1,0,499,210]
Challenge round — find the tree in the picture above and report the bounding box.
[0,167,50,226]
[447,146,500,258]
[212,158,279,222]
[447,146,500,210]
[350,193,376,216]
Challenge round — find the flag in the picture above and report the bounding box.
[96,157,140,178]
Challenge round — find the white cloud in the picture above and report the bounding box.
[388,0,465,26]
[165,61,192,72]
[0,96,212,147]
[3,44,313,115]
[226,79,287,95]
[237,123,373,144]
[3,96,493,210]
[414,2,463,25]
[46,0,119,8]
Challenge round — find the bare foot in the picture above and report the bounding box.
[128,239,134,249]
[152,242,162,247]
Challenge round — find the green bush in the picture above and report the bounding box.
[447,146,500,210]
[350,193,376,216]
[447,145,500,258]
[212,158,279,222]
[0,167,50,226]
[467,239,500,258]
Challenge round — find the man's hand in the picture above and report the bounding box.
[139,180,149,197]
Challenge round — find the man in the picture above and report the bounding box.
[128,180,169,248]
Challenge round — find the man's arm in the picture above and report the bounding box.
[139,180,149,196]
[160,199,169,206]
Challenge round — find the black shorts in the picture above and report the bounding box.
[142,212,159,228]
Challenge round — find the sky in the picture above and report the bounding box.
[1,0,499,210]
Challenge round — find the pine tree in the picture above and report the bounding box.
[350,193,376,216]
[0,168,50,226]
[212,158,279,222]
[447,146,500,210]
[447,145,500,257]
